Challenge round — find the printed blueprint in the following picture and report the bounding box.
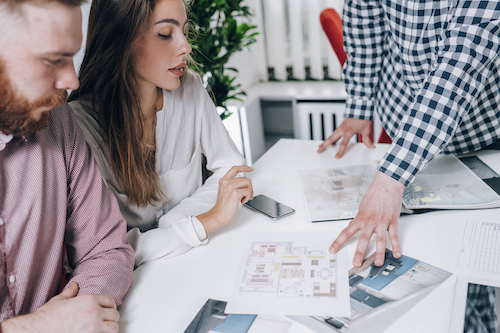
[226,233,350,316]
[240,241,338,298]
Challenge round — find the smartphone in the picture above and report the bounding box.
[243,194,295,220]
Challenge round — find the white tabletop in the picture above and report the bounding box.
[118,139,500,333]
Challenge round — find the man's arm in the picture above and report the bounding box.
[318,0,389,155]
[62,104,134,305]
[379,5,500,187]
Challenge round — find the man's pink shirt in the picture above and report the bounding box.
[0,103,134,320]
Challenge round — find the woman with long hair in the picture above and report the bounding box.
[69,0,253,267]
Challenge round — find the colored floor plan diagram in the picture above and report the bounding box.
[239,241,338,298]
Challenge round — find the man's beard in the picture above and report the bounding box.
[0,58,67,137]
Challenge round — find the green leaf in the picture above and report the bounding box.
[188,0,260,110]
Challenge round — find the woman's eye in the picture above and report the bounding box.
[158,33,171,40]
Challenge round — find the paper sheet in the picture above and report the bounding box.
[456,219,500,274]
[226,232,350,316]
[287,250,453,333]
[298,165,377,222]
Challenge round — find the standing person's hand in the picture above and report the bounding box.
[329,172,405,267]
[197,165,254,234]
[317,118,375,157]
[0,282,120,333]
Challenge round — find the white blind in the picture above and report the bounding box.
[263,0,288,81]
[261,0,344,81]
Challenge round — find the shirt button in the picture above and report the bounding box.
[9,274,15,284]
[0,218,4,226]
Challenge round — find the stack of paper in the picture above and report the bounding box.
[299,154,500,222]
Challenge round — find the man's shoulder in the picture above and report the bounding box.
[45,102,78,138]
[24,102,82,153]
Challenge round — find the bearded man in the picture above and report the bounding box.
[0,1,134,332]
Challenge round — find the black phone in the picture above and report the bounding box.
[243,194,295,220]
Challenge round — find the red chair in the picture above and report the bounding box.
[320,8,347,67]
[377,126,392,144]
[320,8,392,144]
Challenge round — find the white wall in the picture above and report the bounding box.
[215,0,268,93]
[75,1,266,91]
[74,3,91,74]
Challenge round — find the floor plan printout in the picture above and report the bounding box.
[225,233,350,316]
[299,155,500,222]
[288,250,452,333]
[298,164,377,222]
[456,219,500,274]
[402,155,500,210]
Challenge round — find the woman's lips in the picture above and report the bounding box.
[169,63,187,76]
[169,67,184,76]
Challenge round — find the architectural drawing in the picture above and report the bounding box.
[299,155,500,222]
[402,154,500,208]
[298,165,377,222]
[239,241,338,298]
[288,250,452,333]
[226,233,350,316]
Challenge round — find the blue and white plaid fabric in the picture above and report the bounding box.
[465,284,497,333]
[343,0,500,186]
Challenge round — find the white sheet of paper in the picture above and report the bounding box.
[298,165,377,222]
[287,250,454,333]
[225,232,350,317]
[455,219,500,275]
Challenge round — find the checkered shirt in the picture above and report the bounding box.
[343,0,500,186]
[465,284,497,333]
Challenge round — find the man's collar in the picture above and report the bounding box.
[0,132,14,151]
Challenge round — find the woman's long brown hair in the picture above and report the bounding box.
[69,0,164,207]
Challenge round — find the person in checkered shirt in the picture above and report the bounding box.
[319,0,500,264]
[318,1,500,330]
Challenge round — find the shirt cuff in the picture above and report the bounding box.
[345,97,376,120]
[191,216,208,241]
[127,216,209,267]
[377,142,430,186]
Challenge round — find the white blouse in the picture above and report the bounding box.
[70,70,245,267]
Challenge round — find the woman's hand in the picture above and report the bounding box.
[197,165,254,234]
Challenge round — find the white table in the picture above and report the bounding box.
[118,139,500,333]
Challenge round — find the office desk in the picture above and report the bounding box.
[118,139,500,333]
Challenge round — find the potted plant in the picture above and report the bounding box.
[187,0,258,119]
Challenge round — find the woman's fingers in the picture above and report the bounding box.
[221,165,254,180]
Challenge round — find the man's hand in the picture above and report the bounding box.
[329,172,405,267]
[197,165,254,235]
[317,118,375,157]
[0,282,120,333]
